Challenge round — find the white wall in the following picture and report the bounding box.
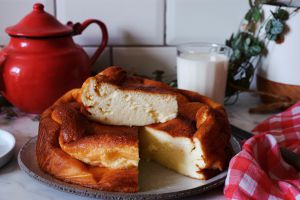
[0,0,249,79]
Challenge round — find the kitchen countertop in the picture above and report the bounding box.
[0,93,272,200]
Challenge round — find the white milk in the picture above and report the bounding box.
[177,53,229,104]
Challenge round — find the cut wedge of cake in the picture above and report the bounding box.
[140,100,231,179]
[80,67,178,126]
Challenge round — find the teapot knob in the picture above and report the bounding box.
[33,3,44,12]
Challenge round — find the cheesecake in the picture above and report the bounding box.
[36,66,231,193]
[81,66,178,126]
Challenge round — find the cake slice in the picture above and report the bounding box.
[80,67,178,126]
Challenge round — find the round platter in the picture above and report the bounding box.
[0,129,15,168]
[18,136,241,200]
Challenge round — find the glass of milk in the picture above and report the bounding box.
[177,43,232,104]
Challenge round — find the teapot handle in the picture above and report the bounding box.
[68,19,108,66]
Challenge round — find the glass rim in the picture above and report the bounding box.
[177,42,232,55]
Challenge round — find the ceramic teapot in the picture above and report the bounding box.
[0,3,108,113]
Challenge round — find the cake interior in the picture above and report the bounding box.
[81,79,178,126]
[139,114,228,180]
[139,126,208,179]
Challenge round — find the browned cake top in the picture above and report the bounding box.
[52,102,138,147]
[90,66,183,99]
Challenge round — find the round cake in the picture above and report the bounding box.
[36,66,232,192]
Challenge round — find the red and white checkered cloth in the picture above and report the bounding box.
[224,102,300,200]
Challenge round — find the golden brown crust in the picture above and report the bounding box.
[36,89,138,192]
[52,103,138,147]
[95,66,127,85]
[51,102,88,143]
[147,116,196,138]
[83,66,180,99]
[181,89,231,171]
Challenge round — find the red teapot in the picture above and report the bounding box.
[0,3,108,113]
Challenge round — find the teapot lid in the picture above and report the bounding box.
[6,3,72,37]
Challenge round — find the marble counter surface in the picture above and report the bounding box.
[0,93,272,200]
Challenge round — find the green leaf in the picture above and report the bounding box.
[274,9,289,21]
[226,34,234,47]
[265,19,285,40]
[245,37,251,45]
[232,49,241,60]
[252,7,262,22]
[249,45,262,56]
[232,34,242,49]
[252,37,261,46]
[245,9,253,21]
[271,19,284,35]
[243,37,252,53]
[168,80,177,88]
[244,43,249,53]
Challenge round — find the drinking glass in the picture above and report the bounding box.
[177,43,232,104]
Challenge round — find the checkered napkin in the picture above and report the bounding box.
[224,102,300,200]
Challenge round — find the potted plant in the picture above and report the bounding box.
[225,0,300,112]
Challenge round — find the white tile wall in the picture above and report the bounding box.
[56,0,164,45]
[113,47,177,81]
[0,0,54,45]
[166,0,249,45]
[0,0,249,76]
